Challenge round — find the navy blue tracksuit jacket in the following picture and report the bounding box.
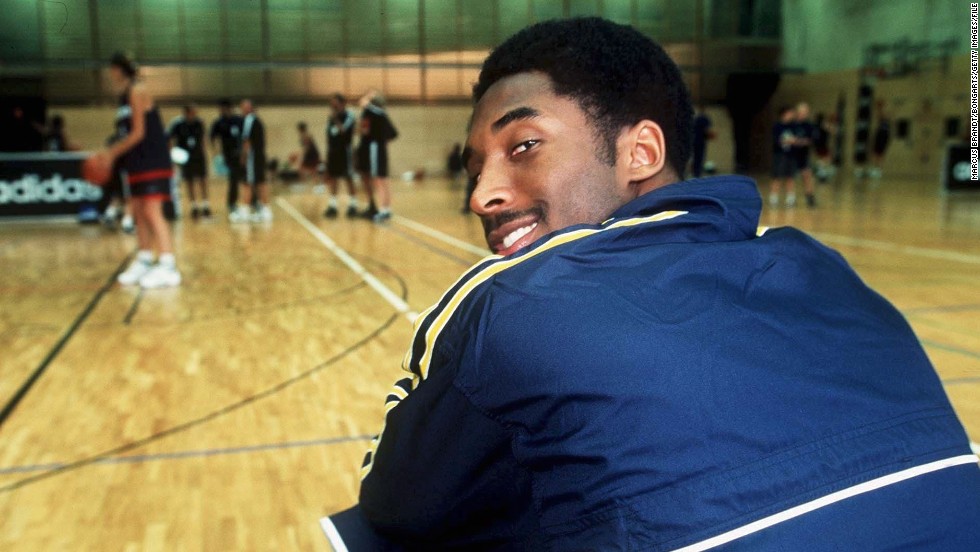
[326,175,980,550]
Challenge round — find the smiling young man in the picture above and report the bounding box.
[322,18,980,551]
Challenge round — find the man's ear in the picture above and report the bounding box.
[619,120,668,184]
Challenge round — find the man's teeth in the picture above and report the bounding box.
[501,223,537,249]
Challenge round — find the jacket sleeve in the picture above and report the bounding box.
[355,344,533,546]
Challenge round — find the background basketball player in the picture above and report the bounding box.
[324,93,358,218]
[97,52,180,288]
[168,104,211,220]
[231,99,272,223]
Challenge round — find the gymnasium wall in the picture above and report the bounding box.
[771,53,969,180]
[782,0,968,73]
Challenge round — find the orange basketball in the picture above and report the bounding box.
[82,154,112,185]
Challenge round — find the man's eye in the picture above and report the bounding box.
[511,140,539,156]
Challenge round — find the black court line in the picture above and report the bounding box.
[0,253,133,429]
[0,434,374,475]
[0,254,407,493]
[122,288,143,325]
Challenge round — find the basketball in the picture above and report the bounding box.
[81,153,111,185]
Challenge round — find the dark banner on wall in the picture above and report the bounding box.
[944,145,980,192]
[854,83,873,165]
[0,152,103,217]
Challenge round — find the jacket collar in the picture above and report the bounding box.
[606,175,763,243]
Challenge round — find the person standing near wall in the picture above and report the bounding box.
[168,104,211,220]
[96,52,181,289]
[691,107,713,177]
[231,99,272,223]
[323,93,359,218]
[769,105,798,207]
[870,100,891,179]
[354,91,398,223]
[792,102,818,208]
[210,99,244,213]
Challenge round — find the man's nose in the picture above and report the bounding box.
[469,166,515,215]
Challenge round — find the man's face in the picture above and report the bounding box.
[465,72,628,256]
[240,100,252,114]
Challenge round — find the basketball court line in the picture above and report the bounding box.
[0,252,132,428]
[277,198,419,323]
[0,435,374,476]
[392,214,489,257]
[809,232,980,265]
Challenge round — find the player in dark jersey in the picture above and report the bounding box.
[324,93,358,218]
[768,105,798,207]
[691,107,713,177]
[354,91,398,223]
[791,102,818,208]
[870,100,890,179]
[210,99,244,212]
[168,104,211,219]
[90,53,180,288]
[231,99,272,223]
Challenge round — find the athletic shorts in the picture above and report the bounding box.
[183,157,207,180]
[223,150,244,184]
[795,152,810,171]
[356,141,389,178]
[127,168,173,200]
[302,150,321,171]
[327,149,351,178]
[873,134,890,156]
[246,152,267,184]
[771,152,797,179]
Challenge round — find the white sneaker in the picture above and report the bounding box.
[785,194,797,207]
[121,214,135,234]
[139,264,182,289]
[768,193,779,207]
[229,206,251,224]
[251,205,273,223]
[118,259,152,286]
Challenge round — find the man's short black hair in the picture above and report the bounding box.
[218,98,232,109]
[473,17,693,176]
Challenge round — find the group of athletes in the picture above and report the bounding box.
[288,92,399,222]
[168,91,398,226]
[768,101,837,209]
[91,51,399,290]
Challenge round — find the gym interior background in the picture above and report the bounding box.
[0,0,969,178]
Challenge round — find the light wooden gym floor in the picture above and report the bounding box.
[1,172,978,550]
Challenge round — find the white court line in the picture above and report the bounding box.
[277,198,419,323]
[809,232,980,265]
[319,517,350,552]
[393,214,490,257]
[972,442,980,456]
